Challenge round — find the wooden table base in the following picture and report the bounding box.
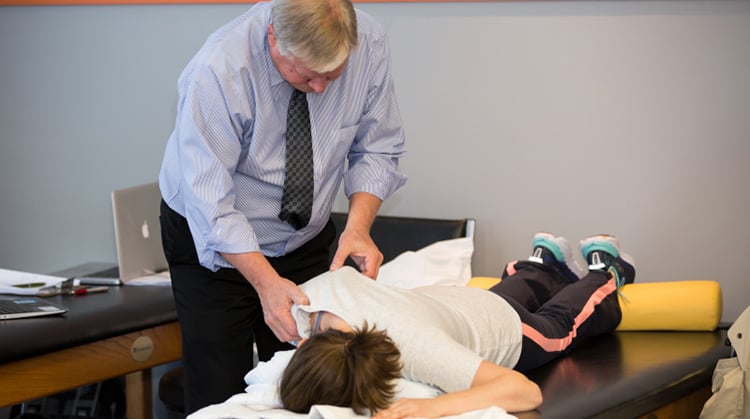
[0,322,181,419]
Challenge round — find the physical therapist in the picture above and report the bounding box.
[157,0,407,413]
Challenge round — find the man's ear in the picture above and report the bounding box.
[267,24,276,47]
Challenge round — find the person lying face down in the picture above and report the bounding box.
[279,233,636,418]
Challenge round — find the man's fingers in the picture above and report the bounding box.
[353,253,382,279]
[330,246,349,271]
[291,291,310,306]
[266,308,301,342]
[262,280,307,342]
[352,255,376,279]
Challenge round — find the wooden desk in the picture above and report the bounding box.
[0,284,180,418]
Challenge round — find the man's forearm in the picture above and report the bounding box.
[221,251,279,291]
[345,192,382,233]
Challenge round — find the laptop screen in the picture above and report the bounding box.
[111,182,169,282]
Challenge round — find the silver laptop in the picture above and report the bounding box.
[0,295,68,320]
[78,182,168,285]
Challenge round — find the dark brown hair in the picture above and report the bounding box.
[279,322,402,414]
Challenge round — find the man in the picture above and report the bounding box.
[158,0,406,413]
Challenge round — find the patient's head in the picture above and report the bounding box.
[279,322,402,414]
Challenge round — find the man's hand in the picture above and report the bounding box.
[329,192,383,278]
[330,227,383,279]
[255,275,309,342]
[221,251,309,342]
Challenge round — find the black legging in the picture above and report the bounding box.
[489,261,622,372]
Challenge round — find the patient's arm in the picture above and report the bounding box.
[373,361,542,418]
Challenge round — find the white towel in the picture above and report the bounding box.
[190,398,516,419]
[376,237,474,288]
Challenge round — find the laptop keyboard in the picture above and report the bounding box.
[0,300,27,314]
[0,299,44,314]
[0,297,68,319]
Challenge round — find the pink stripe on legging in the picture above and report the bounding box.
[505,260,518,276]
[521,278,618,352]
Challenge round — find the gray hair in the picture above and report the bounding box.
[271,0,358,73]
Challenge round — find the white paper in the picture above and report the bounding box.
[125,271,172,286]
[0,268,69,295]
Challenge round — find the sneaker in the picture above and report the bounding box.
[580,235,636,287]
[528,232,587,282]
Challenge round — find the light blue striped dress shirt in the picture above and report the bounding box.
[159,3,407,271]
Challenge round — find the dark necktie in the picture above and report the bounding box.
[279,89,314,230]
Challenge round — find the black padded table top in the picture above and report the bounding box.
[0,284,177,364]
[518,328,731,419]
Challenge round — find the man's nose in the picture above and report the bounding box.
[308,78,329,93]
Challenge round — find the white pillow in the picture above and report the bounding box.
[376,237,474,289]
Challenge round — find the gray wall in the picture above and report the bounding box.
[1,1,748,324]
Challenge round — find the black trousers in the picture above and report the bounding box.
[490,261,622,372]
[159,201,335,414]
